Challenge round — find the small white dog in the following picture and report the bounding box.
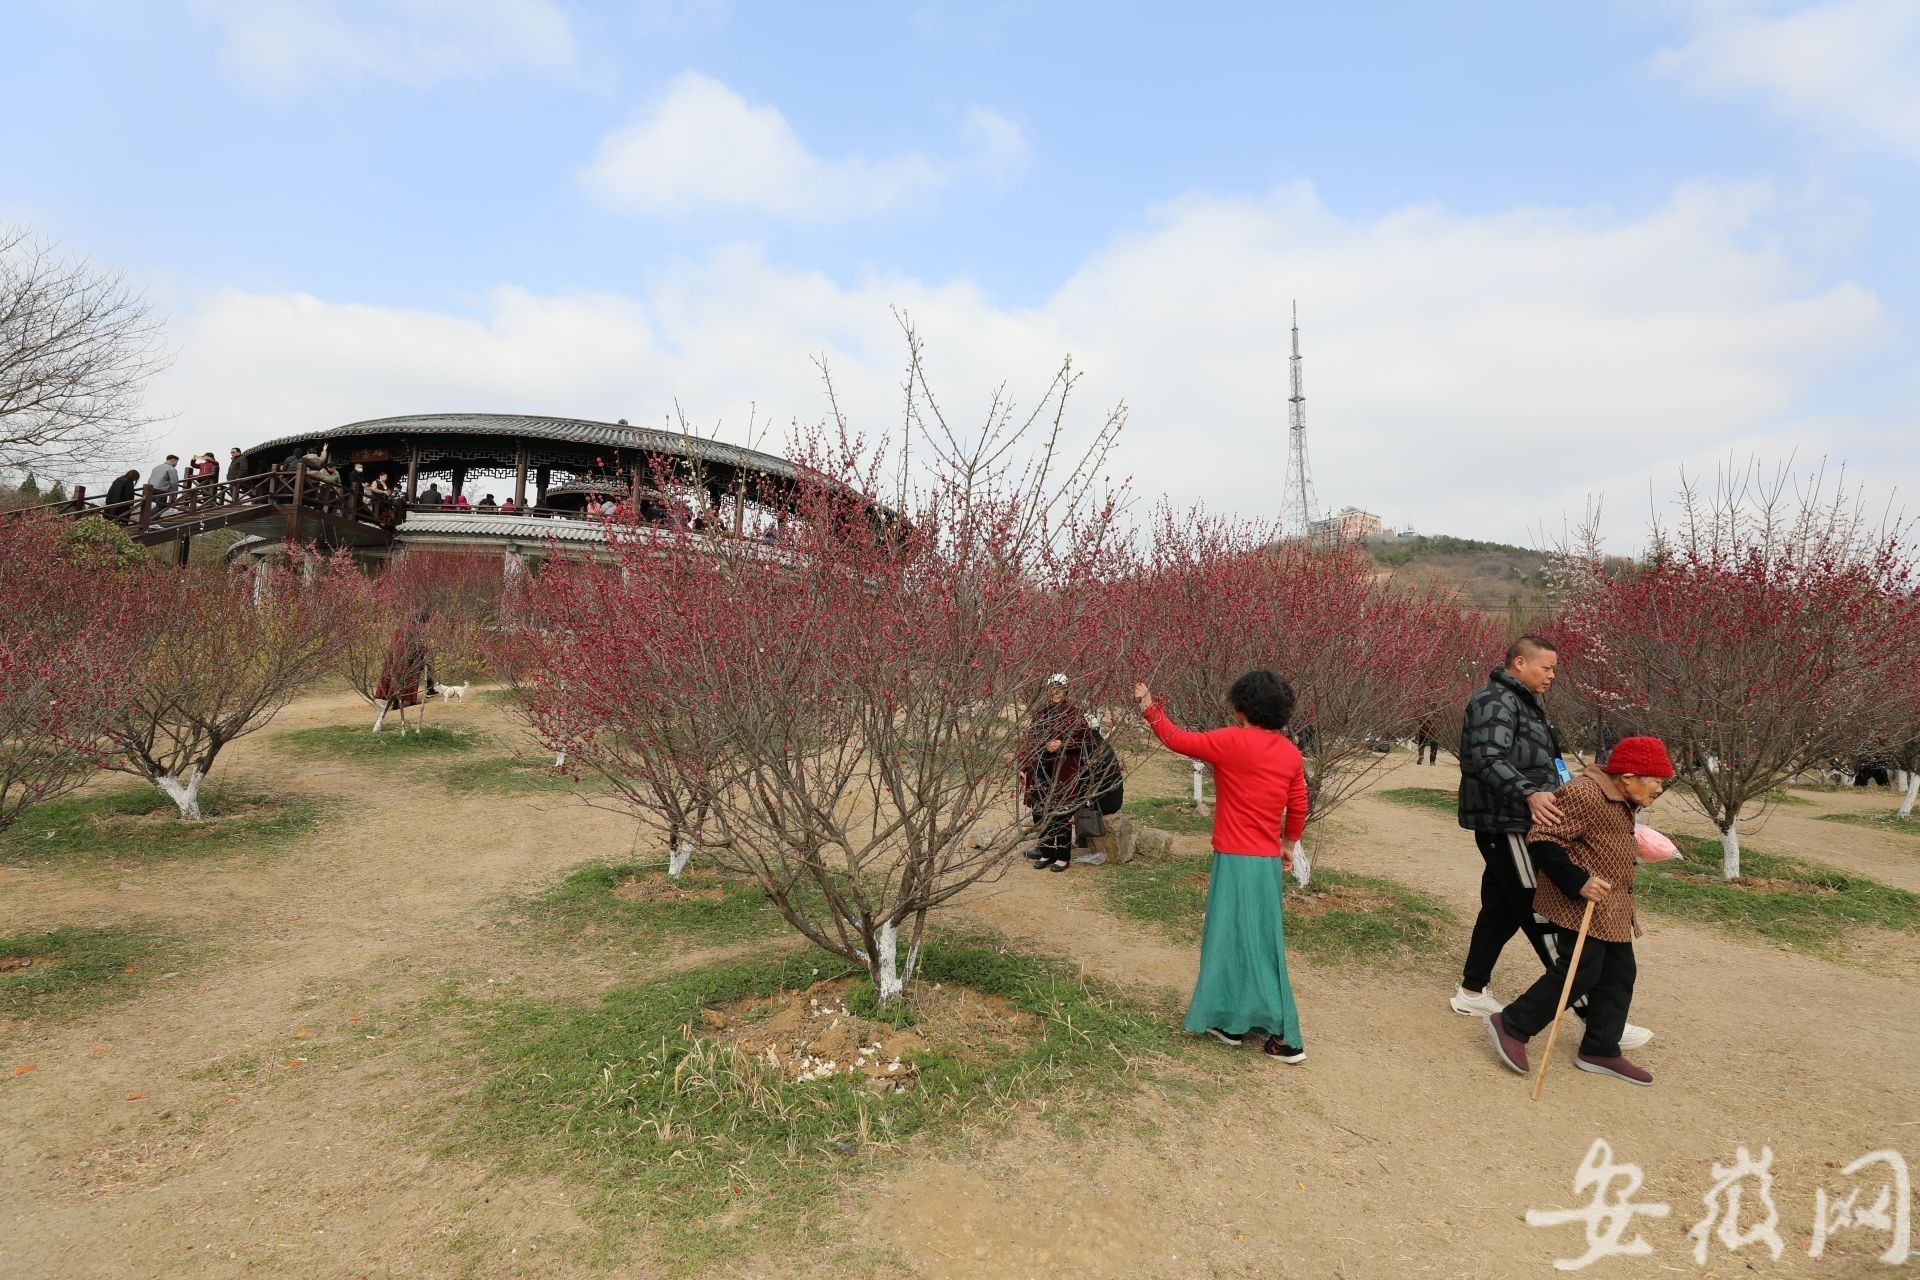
[439,682,470,703]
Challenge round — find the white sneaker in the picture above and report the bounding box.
[1450,986,1504,1017]
[1618,1022,1653,1051]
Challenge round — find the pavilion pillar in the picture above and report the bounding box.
[629,459,642,516]
[513,440,528,509]
[732,481,745,536]
[287,464,306,545]
[405,443,420,502]
[451,461,467,502]
[535,465,550,509]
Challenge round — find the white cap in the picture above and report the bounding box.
[1046,673,1069,686]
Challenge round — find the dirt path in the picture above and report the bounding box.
[6,715,1916,1279]
[0,690,664,1280]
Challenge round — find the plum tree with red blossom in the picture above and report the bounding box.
[1554,464,1913,878]
[514,325,1129,1001]
[1860,589,1920,819]
[102,549,364,819]
[340,550,507,732]
[1120,510,1497,865]
[0,515,148,832]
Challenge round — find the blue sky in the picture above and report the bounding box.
[7,0,1919,544]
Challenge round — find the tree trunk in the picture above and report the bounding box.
[154,768,205,821]
[873,919,920,1006]
[1290,839,1312,889]
[668,837,694,879]
[1899,772,1919,820]
[1191,760,1210,814]
[1719,824,1740,880]
[553,747,567,769]
[371,700,389,734]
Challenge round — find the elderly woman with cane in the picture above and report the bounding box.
[1485,736,1675,1088]
[1135,671,1310,1063]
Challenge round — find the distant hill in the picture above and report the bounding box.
[1367,534,1555,620]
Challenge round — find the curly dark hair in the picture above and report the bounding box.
[1228,669,1295,731]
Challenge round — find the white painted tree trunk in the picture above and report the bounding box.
[1720,825,1741,880]
[1899,772,1920,820]
[371,700,389,734]
[874,920,920,1005]
[155,768,206,821]
[667,838,694,879]
[1289,840,1311,889]
[553,747,566,769]
[1191,760,1207,810]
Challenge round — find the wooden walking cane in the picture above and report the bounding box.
[1531,898,1597,1101]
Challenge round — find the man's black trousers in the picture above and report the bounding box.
[1460,830,1561,994]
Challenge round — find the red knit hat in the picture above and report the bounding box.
[1604,736,1675,779]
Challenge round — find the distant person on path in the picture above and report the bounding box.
[1135,671,1310,1064]
[1484,736,1675,1087]
[1415,716,1441,766]
[1449,635,1654,1049]
[1019,673,1091,872]
[147,454,180,513]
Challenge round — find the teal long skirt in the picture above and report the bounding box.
[1182,852,1303,1044]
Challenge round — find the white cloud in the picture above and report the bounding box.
[1654,0,1920,160]
[580,72,1030,220]
[190,0,574,93]
[148,181,1897,546]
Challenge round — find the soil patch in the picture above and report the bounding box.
[707,976,1039,1090]
[1285,881,1401,915]
[1667,870,1835,895]
[608,867,735,904]
[1,954,61,976]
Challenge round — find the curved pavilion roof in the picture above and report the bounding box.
[242,412,810,484]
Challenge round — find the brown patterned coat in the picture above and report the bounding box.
[1526,767,1643,943]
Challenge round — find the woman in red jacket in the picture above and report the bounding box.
[1135,670,1310,1062]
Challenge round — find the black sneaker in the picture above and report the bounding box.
[1263,1036,1305,1063]
[1205,1028,1243,1047]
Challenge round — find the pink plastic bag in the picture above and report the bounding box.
[1634,825,1681,863]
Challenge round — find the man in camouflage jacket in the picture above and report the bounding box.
[1452,637,1567,1004]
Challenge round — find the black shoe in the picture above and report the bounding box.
[1031,856,1061,871]
[1206,1028,1243,1047]
[1263,1036,1306,1063]
[1047,859,1069,872]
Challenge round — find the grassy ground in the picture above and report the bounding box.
[439,754,583,796]
[1103,854,1455,965]
[445,943,1191,1275]
[528,861,795,949]
[1816,810,1920,838]
[0,786,317,867]
[1122,794,1214,835]
[1374,786,1459,817]
[274,723,481,760]
[1638,835,1920,952]
[0,923,188,1026]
